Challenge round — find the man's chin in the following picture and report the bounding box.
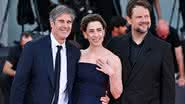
[60,33,70,37]
[136,28,148,34]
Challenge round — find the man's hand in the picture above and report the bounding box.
[177,77,185,87]
[100,93,110,104]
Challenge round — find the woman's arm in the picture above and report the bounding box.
[108,56,123,99]
[96,55,123,99]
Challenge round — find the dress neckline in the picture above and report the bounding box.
[78,62,96,66]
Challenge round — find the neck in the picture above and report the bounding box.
[87,45,104,55]
[57,40,65,44]
[131,30,147,45]
[52,32,65,44]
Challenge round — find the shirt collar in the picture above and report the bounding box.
[50,33,66,49]
[129,34,145,47]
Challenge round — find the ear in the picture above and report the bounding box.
[125,16,132,25]
[83,31,88,39]
[50,21,54,29]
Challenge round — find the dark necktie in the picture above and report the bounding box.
[53,45,62,104]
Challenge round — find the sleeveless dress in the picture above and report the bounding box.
[72,63,109,104]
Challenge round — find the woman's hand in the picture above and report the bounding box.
[96,58,115,76]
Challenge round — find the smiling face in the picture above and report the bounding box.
[83,21,105,47]
[50,13,73,44]
[128,6,151,34]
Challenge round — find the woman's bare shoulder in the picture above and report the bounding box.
[106,49,119,59]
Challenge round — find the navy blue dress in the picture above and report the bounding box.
[72,63,109,104]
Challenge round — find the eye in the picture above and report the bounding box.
[144,15,150,19]
[88,29,95,33]
[97,28,102,32]
[57,20,64,23]
[136,16,142,19]
[67,20,72,24]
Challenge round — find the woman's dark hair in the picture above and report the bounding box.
[80,14,107,32]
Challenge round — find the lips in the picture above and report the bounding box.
[139,23,147,26]
[60,29,69,33]
[139,22,149,26]
[92,39,100,42]
[92,38,102,42]
[138,23,149,29]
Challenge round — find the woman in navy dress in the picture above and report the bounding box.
[72,14,123,104]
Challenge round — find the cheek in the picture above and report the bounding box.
[99,33,104,37]
[135,20,140,24]
[101,31,105,37]
[88,33,93,37]
[68,24,72,29]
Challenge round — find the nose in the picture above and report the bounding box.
[94,30,102,37]
[63,22,68,28]
[141,16,147,22]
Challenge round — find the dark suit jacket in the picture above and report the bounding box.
[107,32,175,104]
[10,35,80,104]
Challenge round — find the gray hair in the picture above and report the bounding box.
[49,5,75,22]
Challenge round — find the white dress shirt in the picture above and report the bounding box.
[50,34,68,104]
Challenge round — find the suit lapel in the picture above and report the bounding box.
[66,42,74,91]
[121,37,132,71]
[44,36,55,88]
[126,33,152,85]
[118,34,132,85]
